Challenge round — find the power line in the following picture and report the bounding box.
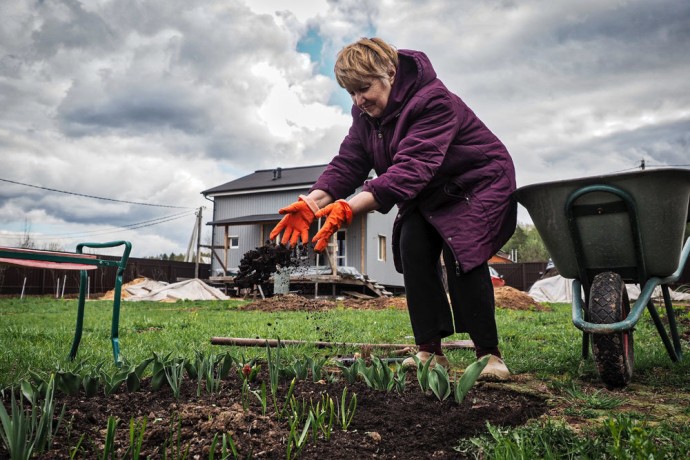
[608,161,690,175]
[0,177,194,209]
[23,211,197,241]
[33,210,196,239]
[608,166,640,174]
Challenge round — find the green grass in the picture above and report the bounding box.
[457,414,690,459]
[1,297,688,388]
[1,295,689,456]
[0,296,422,386]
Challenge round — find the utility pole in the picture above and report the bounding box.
[640,158,646,170]
[194,207,203,279]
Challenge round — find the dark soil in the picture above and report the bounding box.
[21,370,546,459]
[241,288,548,313]
[2,294,551,459]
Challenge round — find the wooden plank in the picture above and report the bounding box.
[211,337,475,350]
[342,290,375,299]
[0,247,98,270]
[0,246,96,259]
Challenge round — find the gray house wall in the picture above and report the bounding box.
[364,210,404,287]
[205,168,403,290]
[210,189,307,273]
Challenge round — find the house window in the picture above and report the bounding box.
[378,235,386,261]
[229,236,239,249]
[336,231,347,267]
[262,224,280,244]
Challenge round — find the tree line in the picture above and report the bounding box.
[502,222,690,263]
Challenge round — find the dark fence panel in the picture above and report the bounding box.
[3,257,686,298]
[492,260,690,292]
[491,262,548,292]
[0,257,211,297]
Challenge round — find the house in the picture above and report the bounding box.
[201,165,404,296]
[489,251,513,264]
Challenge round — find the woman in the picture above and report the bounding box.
[270,37,516,379]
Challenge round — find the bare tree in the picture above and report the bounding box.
[43,241,65,252]
[18,219,35,249]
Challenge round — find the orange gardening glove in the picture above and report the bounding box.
[312,199,353,252]
[269,195,319,246]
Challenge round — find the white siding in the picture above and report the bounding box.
[210,189,310,273]
[208,184,404,290]
[365,210,404,287]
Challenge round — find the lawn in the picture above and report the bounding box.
[1,294,689,458]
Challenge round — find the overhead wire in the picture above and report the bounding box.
[0,176,201,244]
[0,177,194,209]
[607,161,690,175]
[26,210,197,240]
[608,165,641,174]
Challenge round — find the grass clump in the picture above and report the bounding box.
[460,414,690,459]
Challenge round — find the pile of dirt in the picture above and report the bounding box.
[494,286,551,311]
[99,277,148,300]
[105,282,547,313]
[242,294,408,312]
[243,288,547,312]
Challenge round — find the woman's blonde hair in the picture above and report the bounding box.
[334,37,398,90]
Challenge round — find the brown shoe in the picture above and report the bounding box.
[478,355,510,381]
[402,351,450,369]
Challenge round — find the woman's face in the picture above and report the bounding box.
[348,76,393,118]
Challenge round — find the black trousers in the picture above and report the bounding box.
[400,209,499,349]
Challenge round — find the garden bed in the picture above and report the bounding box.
[1,293,551,458]
[3,292,688,458]
[34,368,546,459]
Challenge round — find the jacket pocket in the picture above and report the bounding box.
[443,179,471,203]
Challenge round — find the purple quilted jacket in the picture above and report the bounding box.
[311,49,517,273]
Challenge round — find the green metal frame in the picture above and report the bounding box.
[72,241,132,365]
[0,241,132,365]
[565,184,685,362]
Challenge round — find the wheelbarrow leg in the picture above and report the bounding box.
[661,285,683,361]
[581,332,590,359]
[646,295,682,362]
[580,288,590,359]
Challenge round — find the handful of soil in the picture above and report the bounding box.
[234,242,305,288]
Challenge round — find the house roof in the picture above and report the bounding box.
[207,214,282,227]
[489,251,514,264]
[201,164,328,196]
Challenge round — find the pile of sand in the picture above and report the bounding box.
[99,277,148,300]
[494,286,551,311]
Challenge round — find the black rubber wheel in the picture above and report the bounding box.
[587,271,634,388]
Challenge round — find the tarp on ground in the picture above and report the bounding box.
[124,278,229,301]
[528,275,690,303]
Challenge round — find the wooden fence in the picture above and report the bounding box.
[2,257,686,298]
[490,262,548,292]
[491,261,690,293]
[0,257,211,297]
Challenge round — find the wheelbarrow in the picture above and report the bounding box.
[514,168,690,387]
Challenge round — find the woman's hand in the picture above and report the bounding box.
[269,195,319,246]
[312,200,353,252]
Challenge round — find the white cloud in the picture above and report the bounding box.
[1,0,688,256]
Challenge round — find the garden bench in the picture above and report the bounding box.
[0,241,132,365]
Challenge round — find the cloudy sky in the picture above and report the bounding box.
[1,0,689,258]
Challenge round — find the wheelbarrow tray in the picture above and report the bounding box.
[514,168,690,280]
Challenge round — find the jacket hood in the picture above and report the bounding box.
[379,49,437,122]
